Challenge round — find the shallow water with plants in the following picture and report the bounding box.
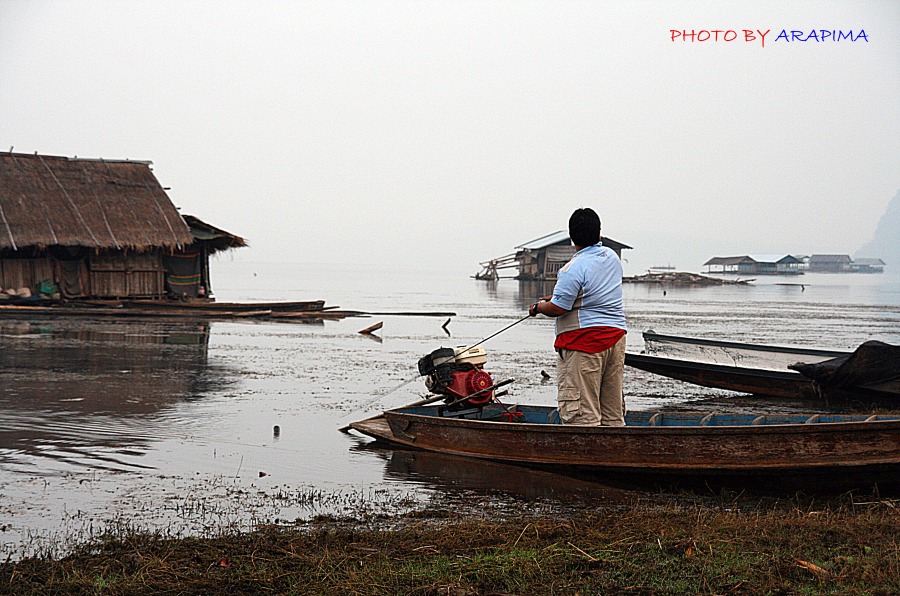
[1,262,898,560]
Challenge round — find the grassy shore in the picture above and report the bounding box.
[2,492,898,595]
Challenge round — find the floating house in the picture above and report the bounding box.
[0,152,245,301]
[703,255,803,276]
[807,254,852,273]
[850,258,886,274]
[476,230,632,281]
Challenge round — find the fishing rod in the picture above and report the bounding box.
[337,309,542,431]
[458,312,533,354]
[339,373,421,419]
[454,297,577,353]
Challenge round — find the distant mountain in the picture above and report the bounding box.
[856,190,899,267]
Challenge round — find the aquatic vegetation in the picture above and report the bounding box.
[3,495,899,594]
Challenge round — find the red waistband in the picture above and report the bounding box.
[554,326,626,354]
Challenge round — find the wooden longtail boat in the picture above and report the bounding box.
[625,353,821,399]
[627,332,899,401]
[350,405,900,488]
[123,299,327,312]
[640,331,847,370]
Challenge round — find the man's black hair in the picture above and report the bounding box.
[569,207,601,247]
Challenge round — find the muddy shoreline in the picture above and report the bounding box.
[3,491,899,595]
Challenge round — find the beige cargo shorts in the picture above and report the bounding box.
[556,335,626,426]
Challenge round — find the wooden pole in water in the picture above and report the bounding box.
[358,321,383,335]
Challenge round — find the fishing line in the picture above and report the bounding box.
[454,299,579,354]
[337,311,540,428]
[458,312,533,353]
[339,373,421,418]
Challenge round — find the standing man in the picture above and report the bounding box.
[528,208,627,426]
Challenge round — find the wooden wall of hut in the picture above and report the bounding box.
[89,252,165,298]
[1,250,168,299]
[544,245,576,278]
[516,246,577,280]
[0,256,55,292]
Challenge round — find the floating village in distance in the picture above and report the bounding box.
[474,232,887,283]
[0,151,891,306]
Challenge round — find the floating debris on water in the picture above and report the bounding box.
[623,272,753,286]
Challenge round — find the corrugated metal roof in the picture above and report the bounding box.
[516,230,632,251]
[810,254,852,263]
[748,254,800,264]
[516,230,570,250]
[703,256,754,266]
[705,255,800,266]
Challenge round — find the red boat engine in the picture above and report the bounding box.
[417,346,494,409]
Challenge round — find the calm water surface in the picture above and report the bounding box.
[1,262,898,557]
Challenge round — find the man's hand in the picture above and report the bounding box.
[529,295,553,317]
[530,299,569,318]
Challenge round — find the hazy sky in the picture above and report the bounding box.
[2,0,897,274]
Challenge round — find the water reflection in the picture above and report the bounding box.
[0,319,232,473]
[515,280,557,309]
[474,279,557,311]
[352,440,638,506]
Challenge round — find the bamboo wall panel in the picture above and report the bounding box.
[87,272,122,297]
[0,258,55,291]
[127,271,164,297]
[90,254,125,272]
[0,259,25,289]
[126,253,159,270]
[546,246,576,262]
[91,252,161,272]
[88,252,164,297]
[88,271,163,298]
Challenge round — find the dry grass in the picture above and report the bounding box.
[2,494,899,595]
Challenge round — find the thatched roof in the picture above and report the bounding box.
[0,152,194,251]
[183,214,247,253]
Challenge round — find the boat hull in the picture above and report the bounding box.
[626,347,898,402]
[350,406,900,486]
[641,331,847,365]
[625,353,819,399]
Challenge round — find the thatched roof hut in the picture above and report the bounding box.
[0,152,195,251]
[0,151,244,300]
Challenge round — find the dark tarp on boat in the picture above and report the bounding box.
[790,341,900,389]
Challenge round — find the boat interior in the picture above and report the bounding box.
[394,404,900,427]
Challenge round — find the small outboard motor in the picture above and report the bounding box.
[417,346,494,410]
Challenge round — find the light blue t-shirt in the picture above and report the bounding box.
[550,243,627,337]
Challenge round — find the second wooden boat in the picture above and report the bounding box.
[624,352,819,399]
[628,332,899,402]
